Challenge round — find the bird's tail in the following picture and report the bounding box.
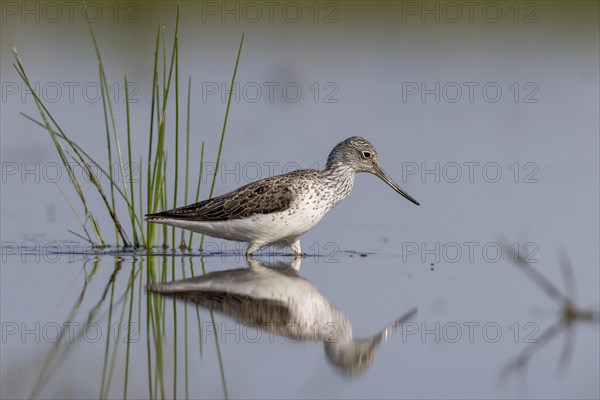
[144,212,167,221]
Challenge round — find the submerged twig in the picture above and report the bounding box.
[500,242,599,381]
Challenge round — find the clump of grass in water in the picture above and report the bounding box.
[11,4,244,251]
[15,9,235,397]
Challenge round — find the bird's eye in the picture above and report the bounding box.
[362,151,371,159]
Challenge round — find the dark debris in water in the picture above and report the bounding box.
[343,250,374,257]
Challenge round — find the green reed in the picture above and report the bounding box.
[12,3,244,251]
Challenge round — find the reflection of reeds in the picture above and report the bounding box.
[29,255,228,399]
[12,4,244,251]
[30,258,125,398]
[501,243,599,381]
[145,255,229,399]
[29,259,98,398]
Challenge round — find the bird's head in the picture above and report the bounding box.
[326,136,420,206]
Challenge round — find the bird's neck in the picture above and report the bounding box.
[323,164,356,202]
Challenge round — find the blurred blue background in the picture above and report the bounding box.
[1,1,598,398]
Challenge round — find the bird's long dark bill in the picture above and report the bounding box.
[375,168,420,206]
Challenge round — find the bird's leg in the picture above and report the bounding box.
[291,240,302,256]
[246,242,264,259]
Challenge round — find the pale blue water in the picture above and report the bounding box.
[1,2,599,399]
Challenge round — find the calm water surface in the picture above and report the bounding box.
[1,1,598,398]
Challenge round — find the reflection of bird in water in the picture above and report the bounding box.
[501,243,599,380]
[146,258,417,376]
